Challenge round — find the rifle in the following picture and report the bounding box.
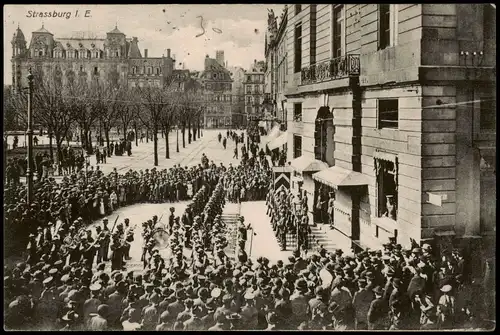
[110,215,120,233]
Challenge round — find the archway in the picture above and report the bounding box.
[314,106,334,166]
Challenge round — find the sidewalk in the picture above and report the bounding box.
[240,201,293,263]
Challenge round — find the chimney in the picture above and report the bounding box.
[167,49,171,58]
[144,49,148,58]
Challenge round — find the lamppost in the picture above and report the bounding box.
[26,69,34,205]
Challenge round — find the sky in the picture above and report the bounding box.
[4,4,285,84]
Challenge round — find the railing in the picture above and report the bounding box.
[301,54,360,85]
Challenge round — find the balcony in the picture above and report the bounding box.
[301,54,360,85]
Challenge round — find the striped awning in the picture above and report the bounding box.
[289,156,329,173]
[313,166,369,189]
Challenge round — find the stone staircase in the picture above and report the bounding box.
[308,224,338,253]
[221,202,241,258]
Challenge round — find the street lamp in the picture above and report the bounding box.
[26,69,34,205]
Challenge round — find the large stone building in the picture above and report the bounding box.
[265,6,289,125]
[244,60,266,121]
[11,24,175,90]
[200,54,233,128]
[228,66,246,127]
[283,4,496,261]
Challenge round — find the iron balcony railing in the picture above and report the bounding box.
[301,54,360,85]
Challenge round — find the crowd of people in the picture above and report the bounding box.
[4,133,495,331]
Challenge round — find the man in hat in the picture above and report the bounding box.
[167,289,186,320]
[367,286,388,330]
[437,284,456,329]
[142,293,161,330]
[289,278,309,329]
[240,290,258,330]
[88,304,109,330]
[107,280,127,328]
[83,283,103,326]
[352,277,374,330]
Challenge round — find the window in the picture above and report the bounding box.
[293,135,302,158]
[80,65,84,73]
[132,66,137,75]
[247,106,252,114]
[247,96,252,104]
[378,99,398,129]
[38,50,43,57]
[254,85,259,93]
[480,98,496,130]
[295,5,302,15]
[294,23,302,73]
[376,159,398,221]
[93,67,98,75]
[378,4,398,49]
[332,5,344,58]
[293,103,302,122]
[247,75,251,82]
[206,83,212,90]
[379,4,390,49]
[156,68,160,75]
[147,67,152,75]
[246,86,251,94]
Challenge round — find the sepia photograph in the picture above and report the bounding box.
[3,3,496,331]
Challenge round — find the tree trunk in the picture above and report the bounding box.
[105,128,110,155]
[55,137,63,176]
[182,122,186,148]
[153,125,158,166]
[165,125,170,159]
[123,124,127,143]
[198,118,201,138]
[146,129,149,143]
[176,128,179,153]
[188,121,192,144]
[49,131,54,160]
[134,123,138,147]
[88,130,93,154]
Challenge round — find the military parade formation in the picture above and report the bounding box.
[3,132,495,331]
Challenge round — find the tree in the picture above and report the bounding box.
[31,68,74,164]
[69,73,100,154]
[136,84,169,166]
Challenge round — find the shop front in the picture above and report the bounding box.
[288,156,329,224]
[313,166,369,252]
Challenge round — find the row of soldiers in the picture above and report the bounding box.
[5,151,495,330]
[4,159,225,251]
[266,188,312,252]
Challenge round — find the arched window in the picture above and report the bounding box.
[132,66,137,75]
[156,68,160,75]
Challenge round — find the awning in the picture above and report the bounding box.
[265,125,282,143]
[290,156,329,173]
[268,132,288,150]
[312,166,369,188]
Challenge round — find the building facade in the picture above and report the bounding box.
[265,6,289,125]
[283,4,496,261]
[11,25,175,90]
[228,66,246,127]
[244,61,266,121]
[200,54,233,128]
